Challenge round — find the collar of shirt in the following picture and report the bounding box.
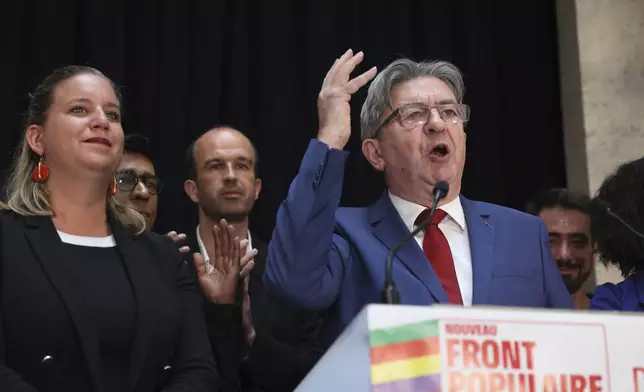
[388,190,466,233]
[196,225,253,266]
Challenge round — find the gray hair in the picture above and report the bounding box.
[360,58,465,140]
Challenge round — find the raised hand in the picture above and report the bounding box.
[166,230,190,255]
[317,49,377,150]
[192,219,241,304]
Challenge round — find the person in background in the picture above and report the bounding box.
[184,126,323,392]
[114,134,161,230]
[526,188,595,309]
[0,65,217,391]
[114,133,190,254]
[590,157,644,311]
[263,50,572,344]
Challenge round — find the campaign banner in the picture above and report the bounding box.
[369,315,637,392]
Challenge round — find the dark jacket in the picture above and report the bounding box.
[187,231,323,392]
[0,210,217,392]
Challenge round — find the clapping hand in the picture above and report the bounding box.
[238,239,257,280]
[192,219,257,304]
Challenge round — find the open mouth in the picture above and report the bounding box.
[429,143,450,158]
[85,137,112,147]
[559,268,579,276]
[558,262,582,275]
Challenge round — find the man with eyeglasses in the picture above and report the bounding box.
[263,51,572,343]
[115,134,190,254]
[114,134,163,230]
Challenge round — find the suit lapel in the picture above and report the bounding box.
[110,223,157,391]
[370,192,448,303]
[461,197,496,305]
[23,216,103,389]
[248,234,270,322]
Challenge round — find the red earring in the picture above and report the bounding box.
[32,157,50,182]
[109,177,117,196]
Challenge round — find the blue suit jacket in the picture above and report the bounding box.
[590,272,644,311]
[264,139,572,339]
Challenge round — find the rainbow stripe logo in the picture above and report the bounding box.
[369,320,441,392]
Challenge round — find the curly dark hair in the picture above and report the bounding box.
[592,157,644,277]
[525,188,592,223]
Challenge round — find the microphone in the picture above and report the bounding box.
[593,198,644,240]
[381,181,450,304]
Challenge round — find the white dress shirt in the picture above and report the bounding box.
[389,191,473,306]
[196,225,253,273]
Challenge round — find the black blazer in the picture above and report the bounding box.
[0,210,218,392]
[187,232,323,392]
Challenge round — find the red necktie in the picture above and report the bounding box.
[416,209,463,304]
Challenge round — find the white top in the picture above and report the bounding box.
[57,231,116,248]
[196,225,252,273]
[388,191,473,306]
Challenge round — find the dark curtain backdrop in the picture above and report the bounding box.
[0,0,566,241]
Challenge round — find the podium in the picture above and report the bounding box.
[296,304,644,391]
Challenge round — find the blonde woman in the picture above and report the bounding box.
[0,66,217,391]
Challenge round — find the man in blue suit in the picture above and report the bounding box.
[264,49,572,340]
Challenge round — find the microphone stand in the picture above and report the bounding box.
[381,183,449,304]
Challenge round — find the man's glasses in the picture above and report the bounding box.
[374,103,470,138]
[115,171,164,195]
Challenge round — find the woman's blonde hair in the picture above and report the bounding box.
[3,65,146,234]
